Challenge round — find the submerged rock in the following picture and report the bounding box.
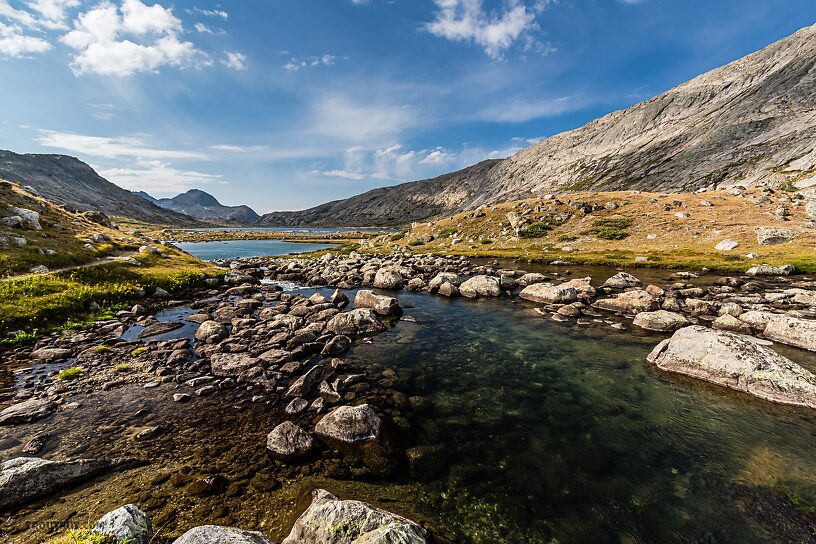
[282,489,427,544]
[314,404,394,475]
[646,326,816,409]
[0,457,145,510]
[0,398,56,425]
[174,525,271,544]
[93,504,152,544]
[266,421,315,460]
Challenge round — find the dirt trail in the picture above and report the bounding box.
[1,252,138,282]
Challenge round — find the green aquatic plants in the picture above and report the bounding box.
[57,367,83,380]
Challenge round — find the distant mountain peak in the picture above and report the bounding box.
[144,188,260,224]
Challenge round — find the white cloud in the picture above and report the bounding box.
[221,50,245,70]
[194,21,223,34]
[209,144,269,153]
[36,130,208,160]
[310,96,416,145]
[187,7,228,19]
[0,21,51,57]
[478,95,573,122]
[98,159,221,194]
[321,169,366,180]
[60,0,206,76]
[283,53,336,72]
[0,1,39,28]
[425,0,538,59]
[26,0,81,29]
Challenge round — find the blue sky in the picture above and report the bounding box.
[0,1,814,213]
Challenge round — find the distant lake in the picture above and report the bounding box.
[187,226,397,234]
[176,239,335,260]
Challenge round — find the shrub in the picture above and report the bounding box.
[95,345,111,353]
[407,239,423,247]
[586,217,633,240]
[131,347,146,356]
[0,329,38,347]
[479,238,494,244]
[58,367,83,380]
[438,227,458,237]
[115,363,131,372]
[558,234,578,242]
[519,222,553,238]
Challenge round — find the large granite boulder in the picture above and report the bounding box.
[326,309,387,336]
[763,316,816,352]
[314,404,394,475]
[282,489,427,544]
[354,290,403,317]
[0,398,56,425]
[745,264,795,276]
[519,283,577,304]
[428,272,462,291]
[266,421,315,460]
[593,290,657,314]
[632,310,689,332]
[93,504,152,544]
[173,525,272,543]
[459,275,501,298]
[756,227,795,245]
[0,457,144,510]
[603,272,641,289]
[195,320,228,343]
[646,326,816,408]
[373,269,403,290]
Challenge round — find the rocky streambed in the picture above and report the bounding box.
[2,250,816,543]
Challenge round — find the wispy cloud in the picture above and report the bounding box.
[284,53,336,71]
[186,7,228,20]
[309,96,417,146]
[0,22,51,57]
[221,50,246,70]
[97,159,221,194]
[209,144,269,153]
[478,95,575,122]
[36,130,208,160]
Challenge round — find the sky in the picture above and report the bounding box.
[0,1,814,214]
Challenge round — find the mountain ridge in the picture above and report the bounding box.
[259,22,816,227]
[135,188,260,224]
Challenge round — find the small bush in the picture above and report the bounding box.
[591,227,630,240]
[558,234,578,242]
[61,528,127,544]
[479,238,494,244]
[407,239,423,247]
[389,233,405,242]
[58,367,83,380]
[438,227,458,237]
[95,345,111,354]
[586,217,633,240]
[0,329,38,347]
[519,222,553,238]
[131,347,146,356]
[115,363,131,372]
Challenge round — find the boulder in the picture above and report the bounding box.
[0,457,144,510]
[756,227,795,245]
[459,275,501,298]
[517,272,550,287]
[373,269,403,290]
[518,283,577,304]
[712,314,754,334]
[194,320,227,343]
[603,272,642,289]
[322,335,351,356]
[82,210,113,228]
[314,404,393,475]
[745,264,795,276]
[428,272,461,291]
[354,290,403,317]
[282,489,427,544]
[646,326,816,408]
[764,317,816,352]
[632,310,689,332]
[437,282,459,297]
[8,207,41,230]
[714,240,740,251]
[30,347,71,361]
[737,311,780,332]
[593,290,656,314]
[173,526,272,544]
[329,289,350,307]
[93,504,152,544]
[326,309,387,336]
[0,398,56,425]
[407,278,426,291]
[266,421,315,460]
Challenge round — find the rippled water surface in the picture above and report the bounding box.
[175,239,336,260]
[3,274,816,543]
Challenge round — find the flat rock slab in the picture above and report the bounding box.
[138,321,184,339]
[647,325,816,409]
[633,310,689,332]
[764,316,816,352]
[519,283,577,304]
[0,457,145,511]
[282,489,427,544]
[0,398,56,425]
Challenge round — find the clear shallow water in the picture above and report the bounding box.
[3,282,816,543]
[176,239,335,260]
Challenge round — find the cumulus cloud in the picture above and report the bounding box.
[36,130,208,160]
[26,0,81,29]
[425,0,538,59]
[98,159,221,194]
[221,50,246,70]
[59,0,205,76]
[0,21,51,57]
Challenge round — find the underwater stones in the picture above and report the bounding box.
[646,326,816,409]
[93,504,153,544]
[326,309,387,336]
[194,320,227,343]
[354,290,403,317]
[519,283,577,304]
[174,525,272,544]
[0,457,144,510]
[282,489,427,544]
[459,275,501,298]
[405,444,447,481]
[314,404,394,475]
[266,421,315,460]
[373,268,404,290]
[593,289,657,314]
[632,310,689,332]
[0,398,56,425]
[763,316,816,352]
[603,272,642,289]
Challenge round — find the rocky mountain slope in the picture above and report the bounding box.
[260,23,816,227]
[135,189,259,224]
[0,150,201,226]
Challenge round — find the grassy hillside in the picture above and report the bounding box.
[374,188,816,273]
